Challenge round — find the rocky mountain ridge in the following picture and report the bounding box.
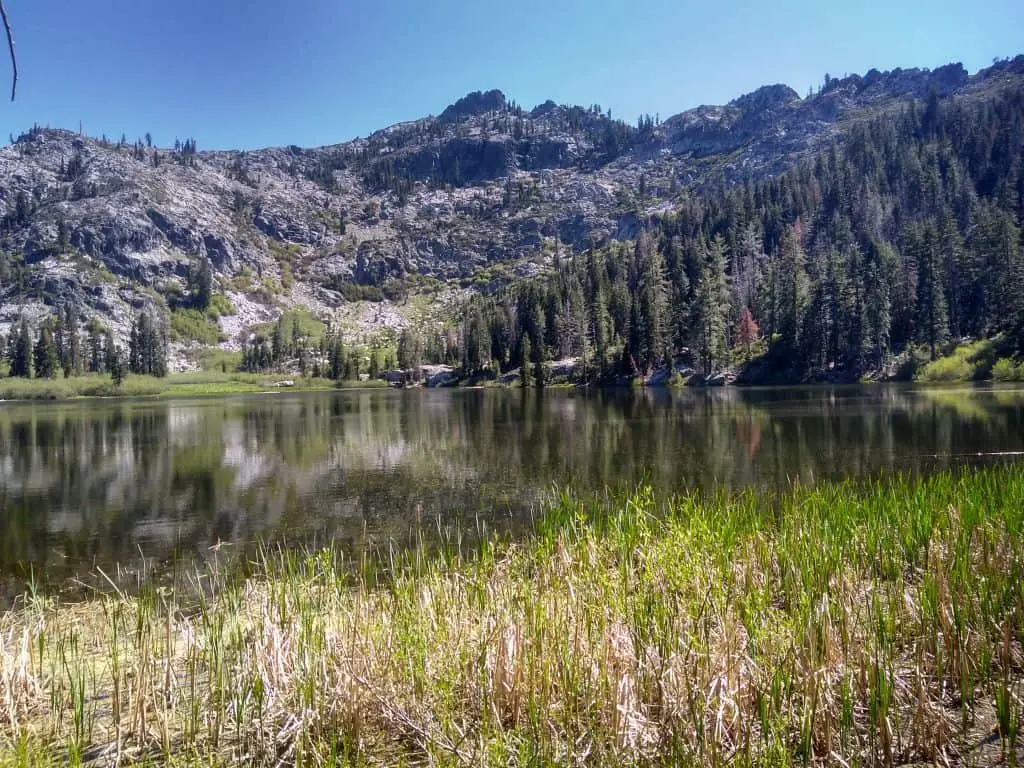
[1,55,1022,366]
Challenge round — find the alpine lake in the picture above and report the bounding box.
[2,384,1024,598]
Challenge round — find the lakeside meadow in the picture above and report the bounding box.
[2,468,1023,767]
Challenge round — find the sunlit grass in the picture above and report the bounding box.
[1,469,1022,766]
[0,372,388,401]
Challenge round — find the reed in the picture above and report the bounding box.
[2,469,1022,766]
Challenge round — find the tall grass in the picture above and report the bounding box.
[2,469,1023,766]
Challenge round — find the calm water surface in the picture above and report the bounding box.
[2,385,1024,592]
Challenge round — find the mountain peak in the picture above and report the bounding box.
[438,89,508,122]
[729,84,801,113]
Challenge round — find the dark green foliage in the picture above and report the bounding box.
[329,335,345,380]
[103,329,118,375]
[519,335,532,387]
[128,311,168,377]
[9,319,32,378]
[109,343,125,386]
[88,323,103,373]
[460,82,1024,380]
[58,304,83,377]
[241,334,274,373]
[694,235,730,376]
[190,257,213,311]
[397,328,423,381]
[33,324,58,380]
[462,304,489,374]
[633,232,669,374]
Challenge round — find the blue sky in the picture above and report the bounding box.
[3,0,1021,150]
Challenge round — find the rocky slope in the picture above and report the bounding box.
[1,56,1022,365]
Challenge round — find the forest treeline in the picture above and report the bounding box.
[445,84,1024,382]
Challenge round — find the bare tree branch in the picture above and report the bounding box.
[0,0,16,101]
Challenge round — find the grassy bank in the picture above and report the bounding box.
[0,372,389,401]
[3,470,1024,766]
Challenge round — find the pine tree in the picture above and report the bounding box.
[911,221,949,359]
[397,328,423,381]
[192,257,213,310]
[863,239,894,369]
[519,334,532,387]
[53,311,66,375]
[10,319,32,378]
[103,329,118,375]
[272,315,288,367]
[532,339,545,388]
[109,343,125,386]
[129,312,168,377]
[776,224,809,357]
[462,305,488,374]
[88,323,104,373]
[590,286,611,378]
[693,235,731,376]
[634,233,669,373]
[62,304,82,377]
[33,324,58,379]
[330,337,345,380]
[129,320,141,374]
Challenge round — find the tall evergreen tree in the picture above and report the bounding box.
[776,224,809,357]
[519,334,532,387]
[397,328,423,380]
[693,235,731,376]
[103,329,118,375]
[129,311,168,377]
[329,336,345,380]
[61,304,82,377]
[634,233,669,373]
[910,221,949,359]
[88,323,104,373]
[10,319,32,378]
[192,257,213,310]
[33,324,58,379]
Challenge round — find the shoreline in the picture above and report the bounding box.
[2,469,1022,765]
[0,373,391,403]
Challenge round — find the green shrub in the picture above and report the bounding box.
[914,339,999,383]
[170,308,222,344]
[196,348,243,372]
[228,268,255,293]
[338,282,384,302]
[915,354,972,382]
[207,293,236,318]
[992,357,1023,382]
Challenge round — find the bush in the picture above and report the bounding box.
[196,348,243,372]
[992,357,1023,382]
[915,354,972,383]
[914,339,998,383]
[338,282,384,302]
[170,308,222,344]
[207,293,236,318]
